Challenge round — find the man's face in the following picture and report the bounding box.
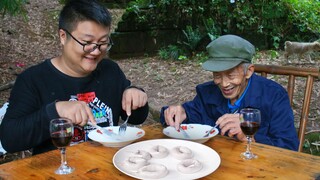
[212,64,250,104]
[59,21,111,77]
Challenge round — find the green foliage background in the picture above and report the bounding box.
[0,0,27,17]
[2,0,318,49]
[125,0,320,50]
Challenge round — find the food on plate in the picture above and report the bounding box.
[132,150,152,160]
[123,157,149,171]
[137,164,168,179]
[118,143,209,178]
[177,159,202,174]
[171,146,193,160]
[149,145,169,158]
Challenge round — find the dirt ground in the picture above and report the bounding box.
[0,0,319,163]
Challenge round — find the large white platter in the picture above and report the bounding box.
[113,139,221,180]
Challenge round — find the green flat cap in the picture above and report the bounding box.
[202,34,255,72]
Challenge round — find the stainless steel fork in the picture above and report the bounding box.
[203,124,218,137]
[88,122,116,137]
[118,115,130,136]
[203,109,238,137]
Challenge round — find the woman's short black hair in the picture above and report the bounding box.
[59,0,112,32]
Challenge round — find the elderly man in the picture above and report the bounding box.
[160,35,299,151]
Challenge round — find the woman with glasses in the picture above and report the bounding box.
[0,0,149,155]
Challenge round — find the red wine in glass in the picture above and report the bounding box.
[239,108,261,160]
[50,118,74,175]
[240,121,260,136]
[51,132,72,148]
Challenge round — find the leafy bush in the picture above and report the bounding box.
[181,26,202,53]
[158,45,186,60]
[0,0,27,17]
[125,0,320,50]
[203,18,220,41]
[303,131,320,156]
[284,0,320,41]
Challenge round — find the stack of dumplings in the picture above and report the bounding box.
[122,145,202,179]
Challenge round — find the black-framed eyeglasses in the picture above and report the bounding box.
[62,29,114,53]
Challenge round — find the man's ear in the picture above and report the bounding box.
[245,64,255,79]
[59,29,67,46]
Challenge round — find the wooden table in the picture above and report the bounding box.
[1,123,320,179]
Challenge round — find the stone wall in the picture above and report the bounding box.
[109,9,184,59]
[102,0,134,8]
[110,30,182,59]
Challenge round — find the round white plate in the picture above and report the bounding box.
[88,126,145,147]
[163,124,219,143]
[113,139,221,179]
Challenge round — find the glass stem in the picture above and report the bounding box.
[60,147,68,167]
[246,135,252,154]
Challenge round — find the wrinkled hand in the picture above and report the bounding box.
[55,101,95,126]
[216,113,247,141]
[164,105,187,130]
[122,88,148,116]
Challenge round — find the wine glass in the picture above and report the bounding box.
[239,108,261,160]
[50,118,74,174]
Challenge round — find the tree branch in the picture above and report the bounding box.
[0,80,15,91]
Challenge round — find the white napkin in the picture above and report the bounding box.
[0,102,9,155]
